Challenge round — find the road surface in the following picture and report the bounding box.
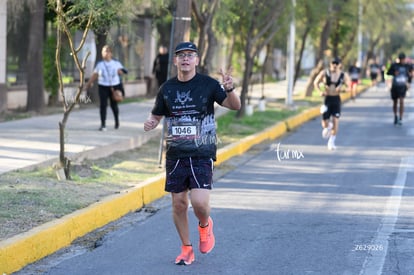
[16,85,414,275]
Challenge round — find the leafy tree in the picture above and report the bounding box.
[300,0,414,96]
[6,1,31,87]
[223,0,288,117]
[6,0,47,112]
[48,0,93,179]
[191,0,219,74]
[294,0,317,84]
[301,0,357,96]
[360,0,413,68]
[146,0,174,47]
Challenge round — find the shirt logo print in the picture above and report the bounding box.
[175,90,193,105]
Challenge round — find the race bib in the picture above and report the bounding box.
[171,121,199,139]
[395,75,407,84]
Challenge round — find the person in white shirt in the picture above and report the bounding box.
[85,45,126,131]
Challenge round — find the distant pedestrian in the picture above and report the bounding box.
[144,42,241,265]
[386,52,412,126]
[85,45,126,131]
[152,45,169,88]
[314,57,350,150]
[380,63,386,83]
[347,60,361,101]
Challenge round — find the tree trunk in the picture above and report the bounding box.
[226,36,235,70]
[192,0,219,75]
[237,47,254,118]
[294,26,310,84]
[59,118,71,180]
[0,0,7,113]
[174,1,192,45]
[26,0,45,112]
[0,83,5,114]
[203,28,217,74]
[170,0,192,77]
[305,15,332,97]
[305,60,324,97]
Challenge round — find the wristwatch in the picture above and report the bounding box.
[225,87,235,93]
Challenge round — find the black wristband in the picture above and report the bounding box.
[225,87,235,93]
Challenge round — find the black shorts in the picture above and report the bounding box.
[322,95,341,120]
[370,73,378,81]
[165,157,213,193]
[390,86,407,100]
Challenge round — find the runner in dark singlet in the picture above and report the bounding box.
[314,57,351,150]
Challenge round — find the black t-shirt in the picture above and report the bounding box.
[348,66,361,81]
[387,62,412,87]
[370,64,381,74]
[152,73,228,160]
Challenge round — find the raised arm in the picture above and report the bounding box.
[219,68,241,110]
[314,70,325,96]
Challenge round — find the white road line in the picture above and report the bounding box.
[359,156,414,275]
[407,95,414,136]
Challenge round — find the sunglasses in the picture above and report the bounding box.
[332,61,339,65]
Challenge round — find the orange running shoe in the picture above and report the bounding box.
[198,216,215,254]
[175,245,195,265]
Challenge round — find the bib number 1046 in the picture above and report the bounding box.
[172,125,197,136]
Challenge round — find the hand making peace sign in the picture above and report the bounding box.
[219,67,234,91]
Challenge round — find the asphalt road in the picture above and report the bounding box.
[16,85,414,275]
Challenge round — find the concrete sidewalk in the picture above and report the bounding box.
[0,98,160,175]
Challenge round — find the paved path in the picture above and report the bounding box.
[1,78,308,275]
[15,84,414,275]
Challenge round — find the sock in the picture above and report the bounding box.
[199,222,209,228]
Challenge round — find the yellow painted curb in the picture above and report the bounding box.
[0,176,167,274]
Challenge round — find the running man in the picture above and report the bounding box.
[386,52,412,126]
[314,57,350,150]
[367,59,381,87]
[144,42,241,265]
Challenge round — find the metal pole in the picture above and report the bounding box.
[286,0,296,106]
[357,0,363,66]
[157,0,191,167]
